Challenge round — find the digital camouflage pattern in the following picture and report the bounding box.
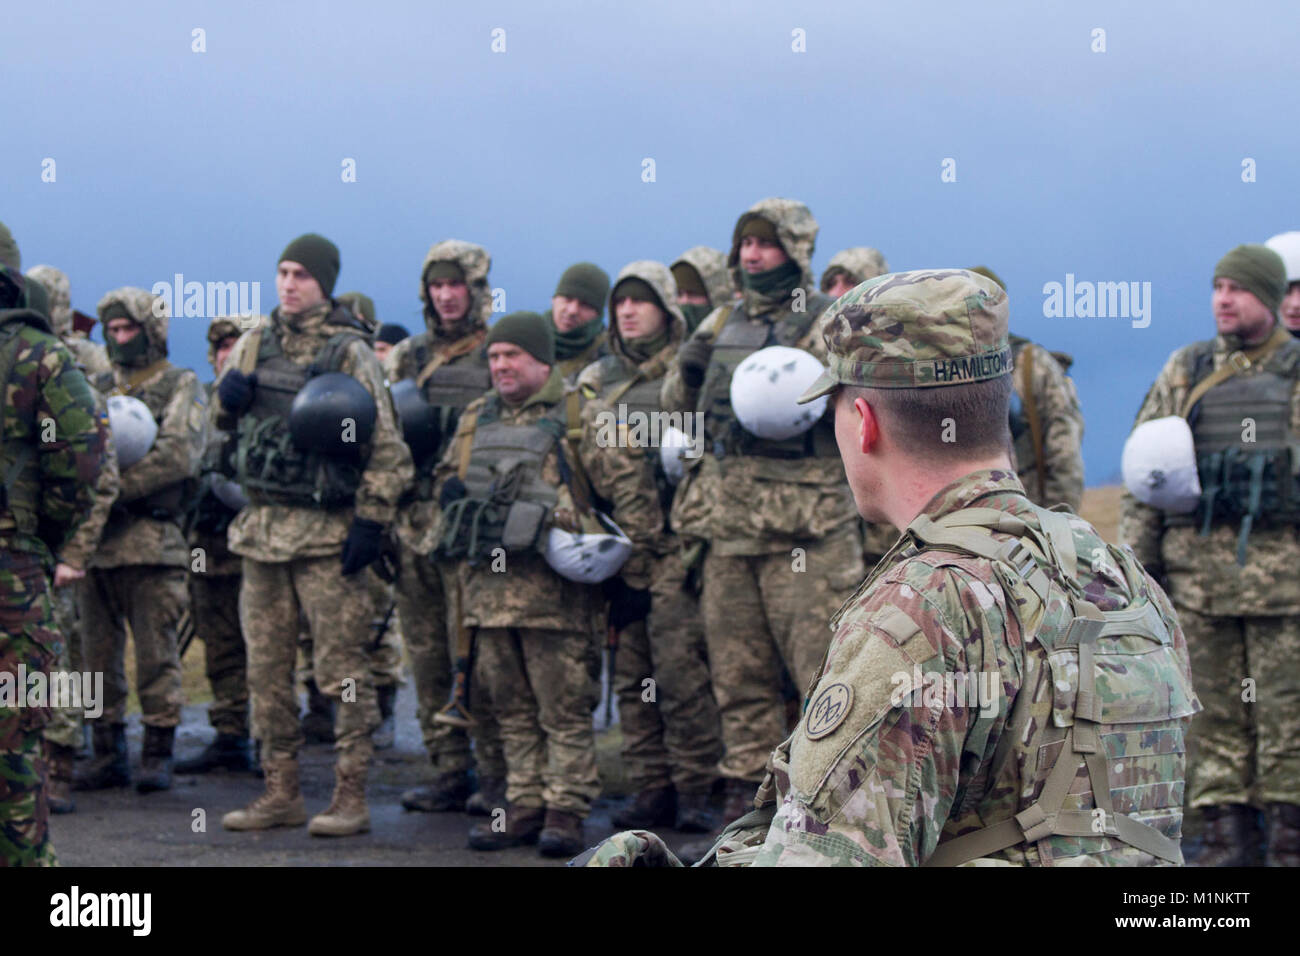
[797,268,1011,401]
[819,247,889,292]
[1009,336,1085,511]
[726,197,820,303]
[752,469,1195,866]
[215,302,414,562]
[1120,327,1300,808]
[1,295,106,866]
[25,266,111,378]
[671,246,732,307]
[188,571,246,736]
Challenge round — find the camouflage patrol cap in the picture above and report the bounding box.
[796,269,1011,403]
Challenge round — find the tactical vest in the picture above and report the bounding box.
[0,314,48,536]
[897,503,1194,866]
[189,389,240,536]
[1181,338,1300,563]
[698,297,839,460]
[590,352,675,518]
[409,331,490,484]
[434,394,567,565]
[96,360,197,521]
[235,326,366,510]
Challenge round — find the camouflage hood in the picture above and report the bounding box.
[821,247,890,292]
[206,316,247,371]
[418,239,492,341]
[671,246,732,307]
[97,286,169,365]
[607,260,687,366]
[728,197,820,294]
[25,265,72,339]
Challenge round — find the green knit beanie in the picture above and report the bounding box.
[1214,244,1288,314]
[554,262,610,315]
[968,265,1006,291]
[486,311,555,366]
[0,221,18,272]
[279,233,340,298]
[740,215,780,244]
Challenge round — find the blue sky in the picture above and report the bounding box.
[5,0,1297,484]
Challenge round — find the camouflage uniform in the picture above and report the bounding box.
[214,299,413,807]
[1120,311,1300,853]
[0,267,106,865]
[670,247,732,332]
[24,266,111,379]
[1009,335,1085,511]
[661,198,864,787]
[384,240,503,802]
[576,261,722,815]
[433,366,663,823]
[83,289,204,757]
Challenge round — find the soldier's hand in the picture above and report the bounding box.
[551,506,582,533]
[677,338,713,389]
[217,369,257,414]
[340,517,386,576]
[53,562,85,587]
[603,576,651,631]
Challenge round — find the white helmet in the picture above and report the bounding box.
[659,425,690,485]
[107,395,158,470]
[730,345,829,441]
[1265,232,1300,284]
[544,511,632,584]
[1121,415,1201,513]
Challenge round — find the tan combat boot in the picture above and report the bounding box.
[308,758,370,837]
[221,754,307,831]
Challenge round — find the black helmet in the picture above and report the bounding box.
[289,372,377,458]
[389,378,442,462]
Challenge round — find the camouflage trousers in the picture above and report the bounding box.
[188,571,248,736]
[474,627,600,816]
[242,556,378,762]
[0,547,58,866]
[298,566,404,690]
[701,525,864,781]
[615,552,721,794]
[394,545,503,779]
[81,565,186,728]
[42,584,85,750]
[1178,605,1300,807]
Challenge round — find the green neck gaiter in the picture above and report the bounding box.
[624,328,669,365]
[679,302,712,332]
[107,331,151,368]
[742,259,801,296]
[554,315,603,360]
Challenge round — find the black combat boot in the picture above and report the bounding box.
[465,776,506,817]
[401,770,472,812]
[74,723,130,790]
[301,678,335,744]
[175,732,254,774]
[611,785,677,829]
[467,804,545,851]
[1192,804,1262,866]
[1265,803,1300,867]
[373,684,397,750]
[136,725,175,793]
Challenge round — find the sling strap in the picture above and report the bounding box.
[416,329,486,388]
[1179,323,1292,419]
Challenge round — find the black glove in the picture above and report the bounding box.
[218,369,256,414]
[603,576,652,632]
[439,475,468,509]
[677,338,713,389]
[340,517,385,576]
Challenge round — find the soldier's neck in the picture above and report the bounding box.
[882,454,1014,529]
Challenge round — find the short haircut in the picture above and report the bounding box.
[843,376,1013,464]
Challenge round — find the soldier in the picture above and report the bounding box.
[175,317,254,774]
[576,261,722,833]
[383,239,505,813]
[372,324,409,365]
[432,311,662,857]
[75,287,204,794]
[24,266,111,378]
[547,262,611,380]
[660,197,865,821]
[1264,232,1300,335]
[969,266,1085,512]
[819,246,889,300]
[586,269,1198,868]
[669,247,731,333]
[0,258,107,865]
[1120,244,1300,866]
[215,234,412,837]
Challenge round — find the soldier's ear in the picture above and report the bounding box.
[856,396,881,454]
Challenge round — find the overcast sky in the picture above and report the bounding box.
[5,0,1297,484]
